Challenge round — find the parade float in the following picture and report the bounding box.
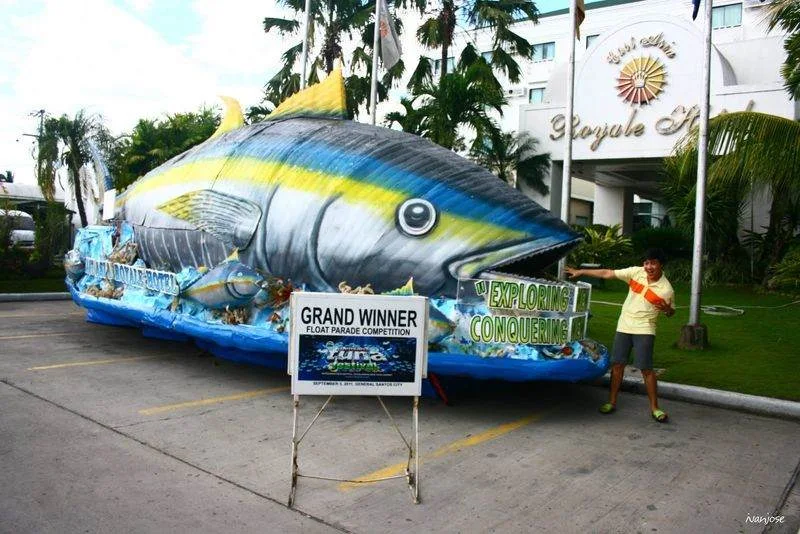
[64,68,609,387]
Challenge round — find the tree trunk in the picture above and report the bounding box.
[70,166,88,228]
[439,1,456,85]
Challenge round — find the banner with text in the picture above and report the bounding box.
[455,276,591,346]
[289,292,428,396]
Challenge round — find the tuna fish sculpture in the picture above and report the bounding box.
[67,68,610,385]
[116,68,579,297]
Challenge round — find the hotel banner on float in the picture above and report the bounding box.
[289,292,428,396]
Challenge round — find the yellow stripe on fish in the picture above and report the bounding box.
[123,158,526,245]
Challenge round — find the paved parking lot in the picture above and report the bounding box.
[1,300,798,533]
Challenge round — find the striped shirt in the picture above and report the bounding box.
[614,266,674,335]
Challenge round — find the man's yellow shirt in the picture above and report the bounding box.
[614,266,675,335]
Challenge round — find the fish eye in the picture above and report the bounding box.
[397,198,437,236]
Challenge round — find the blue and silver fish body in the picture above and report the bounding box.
[117,69,580,298]
[64,249,85,281]
[181,255,263,309]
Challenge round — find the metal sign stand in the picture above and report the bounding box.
[288,394,420,507]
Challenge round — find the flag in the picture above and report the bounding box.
[378,0,402,69]
[575,0,586,40]
[692,0,701,19]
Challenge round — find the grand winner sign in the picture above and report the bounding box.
[289,292,428,396]
[456,276,591,346]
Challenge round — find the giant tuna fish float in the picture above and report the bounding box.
[66,68,609,386]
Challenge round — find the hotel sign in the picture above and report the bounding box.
[550,100,755,151]
[548,29,753,151]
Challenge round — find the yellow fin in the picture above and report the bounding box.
[211,96,244,138]
[269,67,347,121]
[226,249,240,262]
[383,278,415,296]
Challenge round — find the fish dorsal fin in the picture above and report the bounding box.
[225,249,240,262]
[269,67,347,121]
[211,96,245,138]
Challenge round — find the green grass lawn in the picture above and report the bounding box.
[587,279,800,401]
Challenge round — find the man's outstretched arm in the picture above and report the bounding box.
[564,266,616,280]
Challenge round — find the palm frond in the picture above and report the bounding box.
[671,111,800,195]
[262,17,299,35]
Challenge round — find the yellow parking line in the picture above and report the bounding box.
[139,386,290,416]
[338,412,543,490]
[28,356,158,370]
[1,331,80,341]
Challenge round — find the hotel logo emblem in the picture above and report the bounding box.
[616,56,666,105]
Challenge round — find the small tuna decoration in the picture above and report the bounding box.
[63,249,85,281]
[181,250,262,309]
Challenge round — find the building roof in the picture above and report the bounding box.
[0,181,64,203]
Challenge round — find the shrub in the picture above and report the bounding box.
[567,224,633,268]
[0,199,13,253]
[32,202,70,269]
[768,245,800,292]
[664,257,754,285]
[632,227,692,261]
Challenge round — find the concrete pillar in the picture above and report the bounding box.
[549,161,563,218]
[594,184,634,234]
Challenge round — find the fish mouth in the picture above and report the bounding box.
[447,236,582,281]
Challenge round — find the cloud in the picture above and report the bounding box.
[1,0,290,185]
[122,0,153,14]
[183,0,292,106]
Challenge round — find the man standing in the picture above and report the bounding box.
[565,248,675,422]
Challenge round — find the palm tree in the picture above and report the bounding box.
[469,130,550,194]
[768,0,800,98]
[662,0,800,283]
[37,111,97,228]
[416,0,539,85]
[262,0,415,117]
[668,111,800,281]
[110,109,219,189]
[386,59,505,150]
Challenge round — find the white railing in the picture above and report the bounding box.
[84,258,179,296]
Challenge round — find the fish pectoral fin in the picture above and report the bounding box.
[157,190,261,249]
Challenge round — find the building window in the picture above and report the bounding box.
[575,215,589,227]
[433,57,455,75]
[712,3,742,29]
[528,87,545,104]
[532,41,555,62]
[481,51,493,63]
[586,34,599,48]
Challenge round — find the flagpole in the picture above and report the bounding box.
[299,0,313,89]
[557,0,578,279]
[369,0,382,125]
[681,0,712,348]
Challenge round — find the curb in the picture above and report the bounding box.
[0,292,72,302]
[595,374,800,422]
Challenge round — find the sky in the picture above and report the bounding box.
[0,0,291,185]
[0,0,596,187]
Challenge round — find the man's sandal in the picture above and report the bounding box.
[651,409,668,423]
[599,403,616,414]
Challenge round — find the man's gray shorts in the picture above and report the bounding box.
[611,332,655,370]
